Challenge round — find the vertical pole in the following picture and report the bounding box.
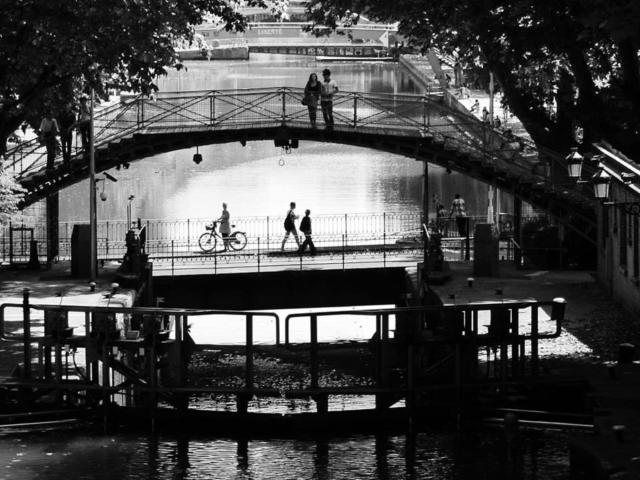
[423,160,430,291]
[246,314,254,389]
[342,234,345,271]
[281,90,286,122]
[514,196,522,267]
[353,94,358,127]
[344,213,348,247]
[531,306,539,376]
[383,212,386,268]
[22,288,31,379]
[171,240,174,277]
[489,72,494,127]
[465,218,470,261]
[89,89,97,281]
[187,218,190,251]
[310,314,318,390]
[266,216,270,251]
[257,237,261,273]
[46,193,59,266]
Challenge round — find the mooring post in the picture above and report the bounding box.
[22,288,31,379]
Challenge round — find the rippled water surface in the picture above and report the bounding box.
[0,429,570,479]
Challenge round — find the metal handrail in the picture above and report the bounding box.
[283,300,565,347]
[0,302,280,346]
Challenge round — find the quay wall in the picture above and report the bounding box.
[154,267,409,310]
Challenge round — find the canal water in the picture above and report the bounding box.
[0,429,571,479]
[57,55,508,228]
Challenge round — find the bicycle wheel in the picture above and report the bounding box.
[198,232,217,253]
[228,231,247,251]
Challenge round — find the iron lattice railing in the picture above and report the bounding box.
[3,87,576,195]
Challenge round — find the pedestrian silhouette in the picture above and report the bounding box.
[303,73,321,128]
[298,209,317,255]
[281,202,300,250]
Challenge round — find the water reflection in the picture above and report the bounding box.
[56,56,509,228]
[0,429,570,479]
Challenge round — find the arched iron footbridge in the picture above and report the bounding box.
[4,87,598,244]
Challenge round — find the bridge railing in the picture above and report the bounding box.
[4,87,561,187]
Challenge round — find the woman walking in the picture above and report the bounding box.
[303,73,321,128]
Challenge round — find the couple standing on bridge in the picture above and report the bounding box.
[303,69,339,130]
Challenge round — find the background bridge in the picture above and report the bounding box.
[4,87,598,245]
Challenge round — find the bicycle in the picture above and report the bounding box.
[198,221,248,253]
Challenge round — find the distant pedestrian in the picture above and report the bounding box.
[217,202,231,250]
[298,209,317,255]
[482,107,490,123]
[470,99,480,113]
[78,94,91,154]
[320,68,338,129]
[459,84,470,99]
[38,111,59,170]
[281,201,300,251]
[58,103,76,166]
[449,193,468,237]
[303,73,321,128]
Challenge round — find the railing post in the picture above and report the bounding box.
[282,89,286,123]
[210,92,216,125]
[353,93,358,127]
[465,218,470,261]
[266,216,270,251]
[257,237,261,273]
[187,218,190,251]
[171,240,174,277]
[105,221,109,258]
[383,212,386,268]
[344,213,348,247]
[342,234,345,271]
[423,95,428,128]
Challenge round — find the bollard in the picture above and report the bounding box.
[618,343,635,364]
[551,297,567,320]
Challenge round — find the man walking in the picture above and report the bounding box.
[299,209,317,255]
[281,201,300,251]
[320,68,338,129]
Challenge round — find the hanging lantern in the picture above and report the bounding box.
[565,147,583,178]
[591,166,611,200]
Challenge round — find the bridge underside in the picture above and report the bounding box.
[21,124,597,245]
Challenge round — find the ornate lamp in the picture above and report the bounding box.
[591,165,611,200]
[565,147,584,178]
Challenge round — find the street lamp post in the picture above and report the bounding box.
[89,89,97,282]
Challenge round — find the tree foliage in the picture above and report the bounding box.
[304,0,640,156]
[0,0,286,153]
